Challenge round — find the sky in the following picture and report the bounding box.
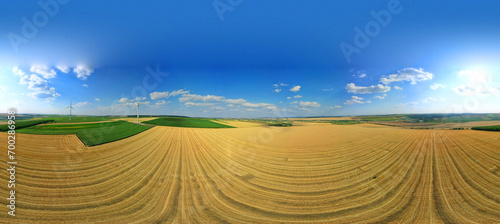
[1,0,499,118]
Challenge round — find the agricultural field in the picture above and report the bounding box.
[0,123,498,223]
[15,121,151,146]
[144,117,235,128]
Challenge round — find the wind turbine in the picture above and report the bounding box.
[136,102,141,124]
[112,107,115,118]
[66,101,75,121]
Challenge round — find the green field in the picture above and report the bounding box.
[330,120,361,125]
[16,121,151,146]
[471,125,500,132]
[0,119,55,132]
[144,117,235,128]
[44,116,114,123]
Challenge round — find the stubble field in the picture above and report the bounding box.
[0,123,499,223]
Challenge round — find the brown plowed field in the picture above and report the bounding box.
[0,124,499,223]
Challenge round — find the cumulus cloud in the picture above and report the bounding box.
[150,91,170,100]
[95,98,100,102]
[294,95,302,98]
[179,94,224,102]
[430,83,445,90]
[30,65,57,79]
[374,94,387,100]
[118,98,129,103]
[12,67,25,76]
[344,96,368,105]
[329,105,342,109]
[394,86,403,90]
[155,100,171,106]
[73,65,94,80]
[380,68,433,85]
[56,65,70,73]
[453,84,499,96]
[286,97,291,99]
[274,89,282,93]
[150,89,190,100]
[75,101,91,107]
[83,84,88,87]
[321,88,334,91]
[16,67,60,101]
[290,85,301,92]
[345,83,391,94]
[299,101,320,107]
[224,98,247,104]
[359,73,367,78]
[170,89,189,96]
[185,102,216,107]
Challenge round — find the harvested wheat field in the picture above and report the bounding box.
[0,124,499,223]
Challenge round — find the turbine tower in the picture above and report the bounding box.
[112,107,115,118]
[66,101,75,121]
[136,102,141,124]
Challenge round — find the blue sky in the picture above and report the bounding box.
[1,0,499,117]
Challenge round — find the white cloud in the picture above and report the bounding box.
[16,67,60,101]
[380,68,433,85]
[287,97,291,99]
[224,98,247,104]
[95,98,100,102]
[246,108,256,112]
[290,85,301,92]
[274,89,282,93]
[185,102,216,107]
[430,83,445,90]
[150,89,190,100]
[299,101,320,107]
[421,97,445,103]
[294,95,302,98]
[211,106,224,110]
[0,86,5,92]
[345,83,391,94]
[118,98,129,103]
[359,73,367,78]
[243,102,273,108]
[150,91,170,100]
[155,100,171,106]
[453,84,499,96]
[321,88,334,91]
[75,101,91,107]
[344,96,367,105]
[374,94,387,100]
[56,65,70,73]
[83,84,88,87]
[30,65,57,79]
[73,65,94,80]
[12,67,25,76]
[179,94,224,102]
[394,86,403,90]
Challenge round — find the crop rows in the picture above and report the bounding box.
[0,125,498,223]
